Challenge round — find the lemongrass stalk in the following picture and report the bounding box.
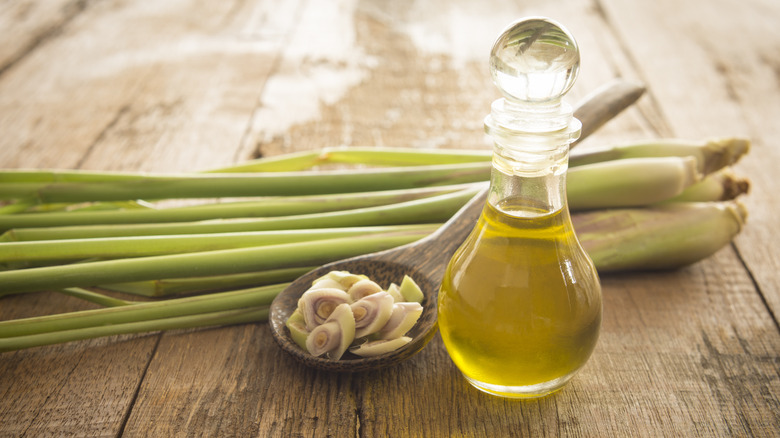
[573,201,747,272]
[19,200,152,213]
[102,266,314,297]
[569,137,750,174]
[0,229,429,295]
[0,306,269,352]
[0,170,147,184]
[0,185,465,231]
[0,224,438,263]
[1,187,478,241]
[58,287,132,307]
[664,168,750,203]
[0,283,284,338]
[206,150,324,172]
[567,156,701,210]
[208,147,493,173]
[0,228,322,261]
[0,199,36,214]
[0,162,491,203]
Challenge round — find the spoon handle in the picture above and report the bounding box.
[378,184,488,274]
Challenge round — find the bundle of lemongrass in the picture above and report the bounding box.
[0,83,751,352]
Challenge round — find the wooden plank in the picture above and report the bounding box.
[0,0,81,74]
[122,324,358,436]
[0,0,283,172]
[0,332,158,436]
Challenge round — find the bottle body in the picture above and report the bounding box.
[438,153,602,398]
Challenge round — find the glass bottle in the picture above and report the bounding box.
[437,17,602,399]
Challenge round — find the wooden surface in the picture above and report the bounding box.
[1,0,779,436]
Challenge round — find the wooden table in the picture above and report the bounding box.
[1,0,779,436]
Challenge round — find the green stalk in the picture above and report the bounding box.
[0,163,491,203]
[0,283,283,338]
[573,201,747,272]
[205,150,324,172]
[567,156,701,210]
[0,199,36,214]
[0,224,439,262]
[0,185,464,231]
[208,147,492,173]
[0,170,148,184]
[664,168,749,203]
[58,287,133,307]
[1,188,478,241]
[0,306,269,352]
[102,266,314,297]
[569,137,750,174]
[0,230,429,295]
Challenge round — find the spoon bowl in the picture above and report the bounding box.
[269,185,488,372]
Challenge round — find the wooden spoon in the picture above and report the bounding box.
[269,184,489,372]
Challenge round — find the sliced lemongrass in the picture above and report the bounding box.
[385,283,404,302]
[351,337,412,357]
[298,288,351,331]
[377,302,423,340]
[352,292,395,338]
[305,303,355,360]
[314,270,368,291]
[310,277,346,291]
[346,278,383,301]
[285,309,309,350]
[398,275,424,304]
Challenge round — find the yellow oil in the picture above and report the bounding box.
[438,198,602,397]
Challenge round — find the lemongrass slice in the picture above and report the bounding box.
[310,277,345,291]
[351,337,412,357]
[398,275,423,303]
[314,270,368,290]
[351,291,394,338]
[385,283,405,302]
[347,278,383,301]
[285,309,309,350]
[298,287,351,330]
[305,303,355,360]
[377,302,423,340]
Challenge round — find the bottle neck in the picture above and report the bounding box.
[484,96,580,217]
[488,141,569,217]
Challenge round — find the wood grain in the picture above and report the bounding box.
[0,0,778,436]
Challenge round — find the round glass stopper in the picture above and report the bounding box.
[489,17,580,103]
